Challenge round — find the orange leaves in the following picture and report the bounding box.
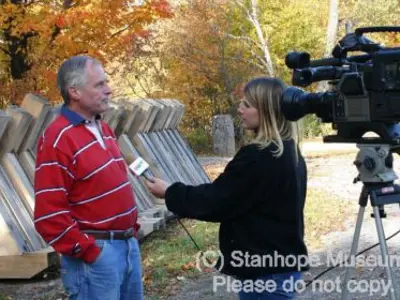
[233,82,245,99]
[43,69,57,83]
[181,261,196,271]
[135,29,151,39]
[0,2,22,18]
[0,0,172,105]
[150,0,173,18]
[55,16,66,29]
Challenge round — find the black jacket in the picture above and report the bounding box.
[165,139,308,279]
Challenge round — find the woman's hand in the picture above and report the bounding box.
[145,178,170,198]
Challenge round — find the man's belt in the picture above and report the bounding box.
[84,228,134,240]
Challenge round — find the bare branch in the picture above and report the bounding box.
[225,33,259,48]
[230,0,274,76]
[0,46,11,56]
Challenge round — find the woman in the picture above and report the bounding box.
[146,77,308,299]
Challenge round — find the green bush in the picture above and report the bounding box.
[301,115,333,138]
[183,127,212,155]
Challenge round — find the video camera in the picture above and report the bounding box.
[281,26,400,145]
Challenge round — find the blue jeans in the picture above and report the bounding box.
[238,271,302,300]
[60,238,143,300]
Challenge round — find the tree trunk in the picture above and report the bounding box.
[324,0,339,58]
[232,0,275,76]
[7,34,31,80]
[317,0,339,92]
[250,0,274,76]
[1,1,32,80]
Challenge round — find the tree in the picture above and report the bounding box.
[230,0,275,76]
[0,0,171,106]
[338,0,400,39]
[317,0,339,92]
[134,0,331,140]
[149,0,255,132]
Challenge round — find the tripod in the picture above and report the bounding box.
[341,144,400,300]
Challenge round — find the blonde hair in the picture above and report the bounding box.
[242,77,299,157]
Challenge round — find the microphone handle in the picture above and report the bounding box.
[142,170,154,181]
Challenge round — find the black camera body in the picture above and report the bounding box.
[282,26,400,144]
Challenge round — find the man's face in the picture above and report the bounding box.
[74,61,112,118]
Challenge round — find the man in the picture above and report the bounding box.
[34,56,143,300]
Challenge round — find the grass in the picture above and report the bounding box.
[304,188,352,249]
[140,162,354,298]
[140,219,219,297]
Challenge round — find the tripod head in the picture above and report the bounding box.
[353,144,398,184]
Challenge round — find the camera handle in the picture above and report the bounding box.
[355,26,400,36]
[341,144,399,300]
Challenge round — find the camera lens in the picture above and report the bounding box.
[281,86,333,122]
[285,52,310,69]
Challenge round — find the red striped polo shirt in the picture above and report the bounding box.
[34,105,139,263]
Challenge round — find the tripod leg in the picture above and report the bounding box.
[341,205,365,300]
[372,206,397,300]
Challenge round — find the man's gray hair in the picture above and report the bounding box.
[57,55,101,104]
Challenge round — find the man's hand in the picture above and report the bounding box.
[145,178,170,198]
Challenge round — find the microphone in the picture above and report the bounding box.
[128,156,154,181]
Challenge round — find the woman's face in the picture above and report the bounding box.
[237,98,259,130]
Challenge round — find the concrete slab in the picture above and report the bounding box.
[118,134,161,209]
[102,105,117,125]
[139,216,165,230]
[0,111,11,144]
[31,105,62,157]
[137,100,159,133]
[18,150,36,185]
[143,99,164,131]
[0,168,28,255]
[123,103,145,138]
[163,99,184,129]
[0,165,45,252]
[146,132,189,183]
[2,106,33,155]
[1,153,34,216]
[171,99,185,128]
[131,176,154,211]
[145,207,163,217]
[138,217,159,231]
[153,131,201,184]
[119,133,163,179]
[167,130,210,184]
[155,99,173,131]
[42,105,61,131]
[137,133,175,183]
[156,204,175,220]
[127,173,146,212]
[112,106,127,137]
[121,107,137,136]
[19,93,51,153]
[137,221,154,240]
[163,100,177,129]
[0,196,25,255]
[138,207,162,218]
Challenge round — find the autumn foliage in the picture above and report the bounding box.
[0,0,172,106]
[2,0,400,140]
